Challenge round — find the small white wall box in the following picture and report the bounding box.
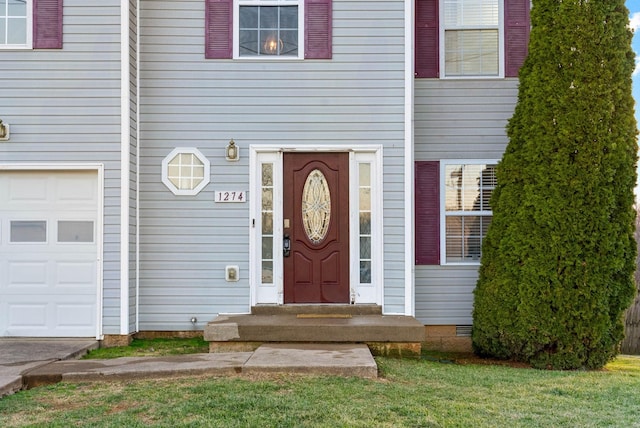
[225,265,239,282]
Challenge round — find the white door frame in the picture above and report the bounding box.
[0,163,104,339]
[249,145,383,307]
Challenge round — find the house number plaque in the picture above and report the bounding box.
[215,191,247,203]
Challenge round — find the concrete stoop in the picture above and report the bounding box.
[205,305,425,357]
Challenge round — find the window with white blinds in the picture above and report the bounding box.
[442,161,497,263]
[442,0,501,76]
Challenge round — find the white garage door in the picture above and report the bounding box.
[0,170,100,337]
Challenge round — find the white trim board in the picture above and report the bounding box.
[120,0,132,336]
[404,0,415,316]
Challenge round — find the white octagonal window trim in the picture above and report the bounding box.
[162,147,211,196]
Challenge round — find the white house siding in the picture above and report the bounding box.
[138,0,407,330]
[0,1,124,335]
[414,78,518,325]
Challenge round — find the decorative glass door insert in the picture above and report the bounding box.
[301,169,331,245]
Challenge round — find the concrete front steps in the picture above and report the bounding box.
[204,305,425,357]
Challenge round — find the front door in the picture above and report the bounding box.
[283,153,350,303]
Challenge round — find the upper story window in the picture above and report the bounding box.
[237,1,302,58]
[442,0,501,77]
[0,0,62,50]
[415,0,529,78]
[1,0,32,48]
[205,0,331,60]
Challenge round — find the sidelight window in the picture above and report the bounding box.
[261,163,274,284]
[358,163,372,284]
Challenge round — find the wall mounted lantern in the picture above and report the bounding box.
[226,139,239,162]
[0,120,9,141]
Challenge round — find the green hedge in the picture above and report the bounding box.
[473,0,638,369]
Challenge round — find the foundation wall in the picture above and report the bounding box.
[423,326,472,353]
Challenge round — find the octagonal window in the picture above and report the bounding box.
[162,148,210,195]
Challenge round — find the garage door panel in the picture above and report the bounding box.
[56,304,95,328]
[8,176,48,202]
[56,175,98,202]
[56,262,96,288]
[0,170,99,337]
[7,301,95,336]
[5,258,95,290]
[8,261,49,287]
[3,173,97,211]
[9,304,48,328]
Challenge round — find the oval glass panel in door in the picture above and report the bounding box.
[301,169,331,244]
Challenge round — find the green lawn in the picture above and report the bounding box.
[2,352,639,427]
[82,337,209,359]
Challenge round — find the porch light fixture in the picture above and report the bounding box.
[0,119,9,141]
[226,139,239,162]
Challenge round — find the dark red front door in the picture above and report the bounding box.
[283,152,350,303]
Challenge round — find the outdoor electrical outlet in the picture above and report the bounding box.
[225,265,239,282]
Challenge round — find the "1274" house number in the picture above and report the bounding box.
[215,191,247,203]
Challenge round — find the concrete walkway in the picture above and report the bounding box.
[0,340,377,398]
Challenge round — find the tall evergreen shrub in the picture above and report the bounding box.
[472,0,638,369]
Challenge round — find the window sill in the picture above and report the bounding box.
[439,75,505,80]
[233,56,305,62]
[0,45,32,50]
[440,262,482,267]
